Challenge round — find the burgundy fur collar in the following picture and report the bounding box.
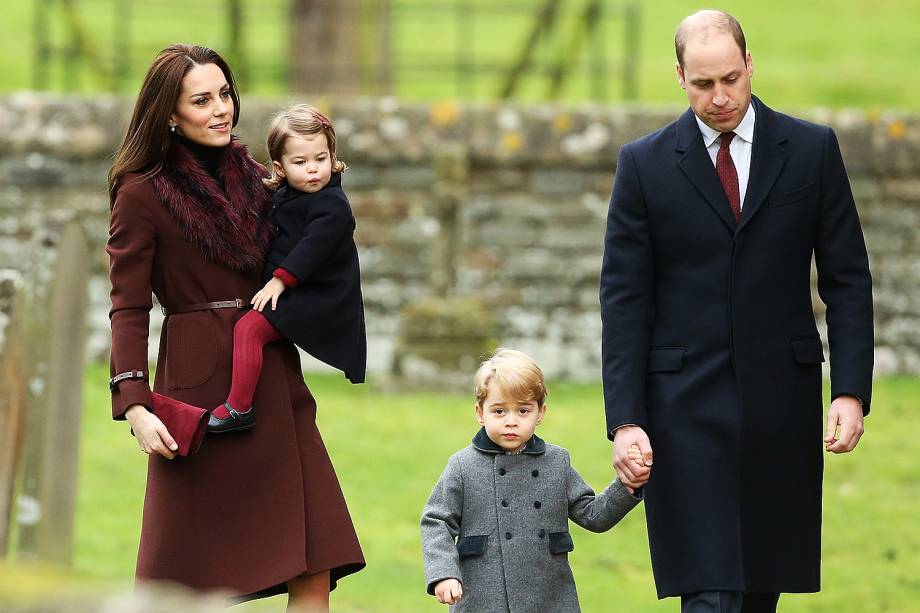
[152,136,273,273]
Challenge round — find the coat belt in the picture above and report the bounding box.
[161,298,249,316]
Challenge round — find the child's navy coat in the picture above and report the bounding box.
[262,173,366,383]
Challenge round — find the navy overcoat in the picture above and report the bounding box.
[263,173,366,383]
[600,96,873,597]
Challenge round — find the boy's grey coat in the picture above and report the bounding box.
[421,429,641,613]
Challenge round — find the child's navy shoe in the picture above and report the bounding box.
[207,402,255,433]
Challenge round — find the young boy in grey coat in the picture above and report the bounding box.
[421,348,643,612]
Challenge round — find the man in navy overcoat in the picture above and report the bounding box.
[600,10,874,613]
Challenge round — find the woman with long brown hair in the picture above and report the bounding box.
[107,44,364,610]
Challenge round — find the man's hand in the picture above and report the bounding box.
[434,578,463,605]
[825,395,865,453]
[613,425,653,489]
[252,277,286,312]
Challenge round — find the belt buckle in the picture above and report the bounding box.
[235,298,243,308]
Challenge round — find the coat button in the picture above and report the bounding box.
[501,499,509,507]
[505,532,512,540]
[538,529,545,538]
[534,501,541,509]
[498,468,506,476]
[532,469,539,477]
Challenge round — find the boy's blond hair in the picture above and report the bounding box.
[474,348,547,407]
[263,103,347,190]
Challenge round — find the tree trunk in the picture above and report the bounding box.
[289,0,391,95]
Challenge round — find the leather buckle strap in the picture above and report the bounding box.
[110,370,146,393]
[161,298,247,317]
[225,402,244,420]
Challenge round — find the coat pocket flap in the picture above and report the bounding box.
[791,337,825,364]
[647,347,686,373]
[548,531,574,554]
[768,181,815,208]
[456,535,488,558]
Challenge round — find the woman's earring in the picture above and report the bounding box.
[170,124,176,133]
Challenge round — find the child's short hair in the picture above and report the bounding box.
[264,103,347,190]
[474,348,548,407]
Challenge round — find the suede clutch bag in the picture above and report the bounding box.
[150,392,209,456]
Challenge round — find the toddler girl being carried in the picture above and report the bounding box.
[208,104,366,432]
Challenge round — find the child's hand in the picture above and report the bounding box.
[252,277,286,312]
[627,444,644,467]
[623,444,646,494]
[434,578,463,605]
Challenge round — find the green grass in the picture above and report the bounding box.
[2,365,918,611]
[1,1,918,109]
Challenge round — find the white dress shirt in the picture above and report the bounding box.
[695,103,756,210]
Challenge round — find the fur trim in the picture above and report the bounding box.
[152,137,274,272]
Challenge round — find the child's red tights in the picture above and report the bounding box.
[211,309,283,420]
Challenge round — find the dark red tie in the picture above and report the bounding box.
[717,131,741,223]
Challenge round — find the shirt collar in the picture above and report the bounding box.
[471,427,546,455]
[695,101,756,148]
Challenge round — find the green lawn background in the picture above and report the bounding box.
[2,365,910,611]
[0,0,918,110]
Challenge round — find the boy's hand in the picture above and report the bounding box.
[623,444,645,493]
[613,425,652,490]
[251,277,286,312]
[434,578,463,605]
[627,444,643,466]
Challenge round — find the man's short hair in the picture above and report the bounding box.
[675,10,747,68]
[474,348,547,407]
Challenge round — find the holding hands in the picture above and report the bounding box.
[627,444,644,465]
[252,276,286,312]
[613,425,653,491]
[434,578,463,605]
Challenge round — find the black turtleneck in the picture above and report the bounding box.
[174,133,226,190]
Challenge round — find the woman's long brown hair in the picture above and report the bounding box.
[107,44,241,207]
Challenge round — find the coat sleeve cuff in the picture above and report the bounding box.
[426,574,462,596]
[607,422,644,442]
[112,379,153,420]
[832,392,869,416]
[272,267,300,288]
[611,477,644,501]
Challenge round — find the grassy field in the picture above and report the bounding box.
[0,0,918,110]
[1,365,917,611]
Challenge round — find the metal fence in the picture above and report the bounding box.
[30,0,641,102]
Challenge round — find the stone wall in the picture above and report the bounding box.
[1,92,917,380]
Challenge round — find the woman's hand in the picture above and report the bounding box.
[126,404,178,459]
[252,277,286,312]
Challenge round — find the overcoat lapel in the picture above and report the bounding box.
[675,109,736,233]
[736,96,788,233]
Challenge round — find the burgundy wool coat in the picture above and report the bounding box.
[107,137,365,599]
